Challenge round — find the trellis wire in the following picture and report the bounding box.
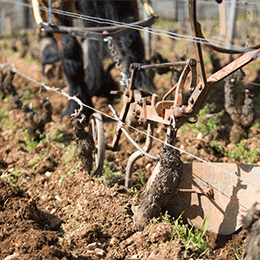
[0,62,256,186]
[0,0,259,55]
[1,61,253,210]
[0,0,259,209]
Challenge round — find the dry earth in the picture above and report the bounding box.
[0,19,260,260]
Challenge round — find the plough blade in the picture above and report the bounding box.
[172,163,260,235]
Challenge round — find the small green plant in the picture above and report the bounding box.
[23,52,41,65]
[59,170,72,183]
[225,141,260,164]
[161,211,171,224]
[23,131,39,152]
[60,141,77,165]
[23,83,34,106]
[28,156,43,166]
[0,109,9,127]
[171,213,210,259]
[0,108,18,131]
[59,221,87,246]
[181,103,224,137]
[137,170,146,191]
[99,160,123,187]
[170,212,184,245]
[156,18,174,29]
[1,169,22,185]
[54,131,65,142]
[49,127,70,144]
[210,140,225,154]
[232,245,246,260]
[150,216,160,225]
[128,183,142,194]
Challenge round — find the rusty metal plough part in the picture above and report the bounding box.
[31,0,260,188]
[109,0,260,187]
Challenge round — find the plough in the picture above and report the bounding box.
[30,0,260,235]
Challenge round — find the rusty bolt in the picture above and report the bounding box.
[189,58,196,67]
[133,109,140,116]
[137,100,143,106]
[138,118,145,125]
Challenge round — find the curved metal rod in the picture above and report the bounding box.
[39,17,157,41]
[31,0,43,25]
[162,84,177,101]
[139,0,156,17]
[109,105,158,161]
[196,22,260,54]
[125,122,156,188]
[174,63,190,107]
[189,0,207,87]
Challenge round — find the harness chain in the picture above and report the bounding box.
[104,37,129,87]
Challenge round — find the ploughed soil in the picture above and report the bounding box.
[0,21,260,259]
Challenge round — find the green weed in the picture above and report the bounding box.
[53,131,65,142]
[232,245,246,260]
[27,156,44,172]
[210,140,225,154]
[23,83,34,106]
[99,160,123,187]
[49,126,71,144]
[59,170,73,183]
[60,141,77,165]
[156,18,175,29]
[1,169,22,185]
[23,52,41,65]
[181,103,224,137]
[150,217,160,225]
[137,170,146,191]
[0,108,18,131]
[225,141,260,164]
[23,131,41,152]
[171,213,210,259]
[128,183,142,196]
[210,139,260,164]
[59,221,86,247]
[252,120,260,130]
[0,109,9,129]
[161,211,171,224]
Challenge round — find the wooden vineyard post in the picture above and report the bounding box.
[219,0,227,38]
[143,0,152,60]
[226,0,238,50]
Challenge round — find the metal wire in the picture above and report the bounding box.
[1,0,259,55]
[1,62,256,182]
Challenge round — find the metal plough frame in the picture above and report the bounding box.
[32,0,260,188]
[30,0,158,175]
[108,0,260,188]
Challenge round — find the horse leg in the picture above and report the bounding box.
[61,34,93,120]
[39,33,60,76]
[82,38,118,98]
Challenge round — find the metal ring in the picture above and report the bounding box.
[187,115,198,124]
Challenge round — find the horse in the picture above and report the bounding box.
[30,0,156,120]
